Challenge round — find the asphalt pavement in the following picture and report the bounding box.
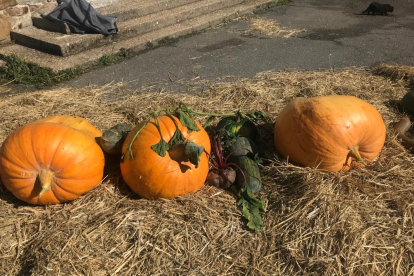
[67,0,414,91]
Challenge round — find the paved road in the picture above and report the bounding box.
[68,0,414,91]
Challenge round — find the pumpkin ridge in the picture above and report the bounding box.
[29,124,65,169]
[0,153,36,176]
[53,178,82,197]
[159,167,187,198]
[297,111,333,159]
[36,187,60,205]
[143,121,163,141]
[301,102,358,161]
[50,134,104,178]
[54,170,101,180]
[48,126,93,170]
[149,161,177,198]
[52,155,103,178]
[160,116,177,142]
[2,177,35,191]
[48,125,70,167]
[29,125,43,169]
[4,130,41,172]
[4,127,40,172]
[53,182,89,202]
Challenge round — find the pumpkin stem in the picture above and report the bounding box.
[348,146,367,166]
[38,168,54,198]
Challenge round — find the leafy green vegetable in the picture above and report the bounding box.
[184,140,205,168]
[217,115,258,141]
[237,185,267,233]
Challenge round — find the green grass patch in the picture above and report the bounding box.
[97,48,133,66]
[0,55,83,88]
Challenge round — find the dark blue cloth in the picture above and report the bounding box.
[42,0,118,35]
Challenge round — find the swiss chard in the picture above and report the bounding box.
[237,185,267,233]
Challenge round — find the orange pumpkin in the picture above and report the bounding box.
[32,115,102,139]
[0,116,105,205]
[120,115,211,199]
[274,95,386,172]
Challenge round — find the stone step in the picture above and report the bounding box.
[100,0,202,21]
[10,0,246,56]
[0,0,278,71]
[32,0,203,34]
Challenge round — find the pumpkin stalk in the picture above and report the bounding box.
[38,168,54,198]
[348,146,367,166]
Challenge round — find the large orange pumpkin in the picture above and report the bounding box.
[274,95,386,172]
[32,115,102,139]
[0,116,105,205]
[120,115,211,199]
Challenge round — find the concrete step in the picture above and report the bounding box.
[11,0,246,57]
[32,0,202,34]
[100,0,202,21]
[0,0,278,72]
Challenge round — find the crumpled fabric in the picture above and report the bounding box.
[42,0,118,35]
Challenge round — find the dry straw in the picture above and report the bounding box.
[0,65,413,275]
[244,17,305,38]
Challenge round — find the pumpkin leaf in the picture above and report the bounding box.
[166,114,186,147]
[237,185,267,233]
[179,110,200,133]
[184,140,205,168]
[151,138,170,157]
[168,128,185,147]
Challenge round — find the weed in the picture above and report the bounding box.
[268,0,291,8]
[97,48,133,66]
[0,55,83,88]
[158,36,180,46]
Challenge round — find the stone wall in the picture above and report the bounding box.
[0,0,42,41]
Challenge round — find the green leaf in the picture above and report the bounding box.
[184,140,205,168]
[249,111,265,120]
[151,138,170,157]
[237,185,267,233]
[254,153,263,165]
[168,128,185,147]
[179,110,200,132]
[222,129,238,147]
[203,116,216,129]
